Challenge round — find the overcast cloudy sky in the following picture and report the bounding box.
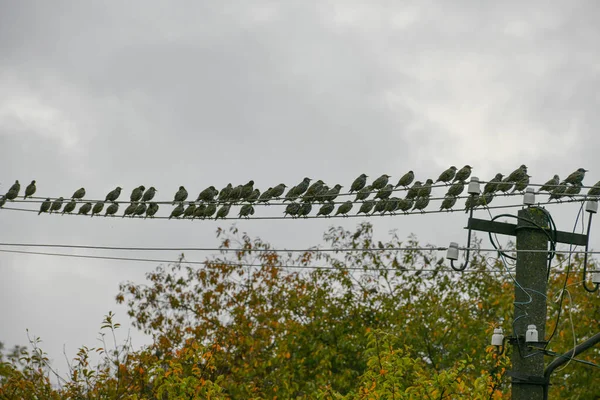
[1,0,599,375]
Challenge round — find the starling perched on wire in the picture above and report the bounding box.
[587,181,600,198]
[357,199,375,215]
[197,186,218,202]
[335,201,353,216]
[406,181,422,200]
[172,186,188,204]
[247,189,260,203]
[62,200,76,214]
[5,184,19,201]
[453,165,472,183]
[323,184,343,202]
[183,202,196,218]
[284,186,299,202]
[50,197,64,213]
[123,203,137,218]
[193,203,206,219]
[169,203,185,219]
[384,197,400,214]
[269,183,287,199]
[203,203,217,219]
[315,184,330,203]
[396,198,413,214]
[240,180,255,200]
[142,187,157,202]
[439,196,457,211]
[284,202,301,218]
[565,183,582,199]
[483,173,503,194]
[395,171,414,188]
[506,165,528,183]
[239,204,255,218]
[316,202,334,217]
[146,202,159,218]
[549,182,568,202]
[72,187,86,200]
[91,201,104,217]
[435,166,457,183]
[464,194,479,213]
[418,179,434,198]
[229,185,243,203]
[105,187,122,202]
[216,204,231,219]
[446,181,465,197]
[564,168,588,185]
[538,175,560,193]
[372,174,391,190]
[258,188,273,203]
[294,177,312,197]
[105,202,119,216]
[298,202,312,218]
[8,180,20,195]
[350,174,368,193]
[134,203,147,217]
[374,184,393,200]
[38,198,51,215]
[373,199,387,214]
[218,184,233,202]
[412,196,430,212]
[511,175,530,193]
[355,185,372,201]
[303,180,324,202]
[24,180,36,199]
[130,186,145,202]
[478,192,494,208]
[496,177,514,194]
[78,202,92,215]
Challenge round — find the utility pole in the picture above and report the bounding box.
[466,205,588,399]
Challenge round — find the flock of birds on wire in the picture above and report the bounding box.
[1,165,599,220]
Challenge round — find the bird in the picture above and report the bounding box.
[239,204,255,218]
[169,203,185,219]
[464,194,480,213]
[303,180,325,202]
[373,199,387,214]
[374,184,393,200]
[440,196,457,211]
[372,174,391,190]
[216,204,231,219]
[196,186,218,202]
[62,200,76,214]
[91,201,104,217]
[105,187,122,202]
[284,202,301,218]
[435,166,457,183]
[565,183,582,199]
[50,197,64,213]
[384,197,400,214]
[446,182,465,197]
[335,201,353,216]
[506,165,528,183]
[496,178,514,194]
[183,202,196,218]
[142,187,157,202]
[549,182,568,202]
[218,184,233,202]
[478,192,494,208]
[130,185,145,202]
[355,185,372,201]
[146,202,159,218]
[172,186,188,204]
[258,188,273,203]
[123,203,138,218]
[193,204,206,219]
[564,168,588,185]
[511,175,530,193]
[297,202,312,218]
[538,175,560,193]
[412,196,430,212]
[203,203,217,219]
[269,183,287,198]
[453,165,472,182]
[395,171,414,188]
[0,196,5,208]
[406,181,422,200]
[294,177,312,197]
[396,198,413,214]
[357,200,375,215]
[316,202,334,217]
[78,202,92,215]
[6,180,20,200]
[284,186,299,202]
[322,184,343,203]
[38,198,51,215]
[417,179,434,198]
[24,180,36,199]
[483,173,503,194]
[228,185,243,203]
[71,187,86,200]
[240,180,255,200]
[105,202,119,216]
[246,189,260,203]
[587,181,600,198]
[134,203,147,217]
[350,174,368,193]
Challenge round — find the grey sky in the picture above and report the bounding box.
[1,0,600,376]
